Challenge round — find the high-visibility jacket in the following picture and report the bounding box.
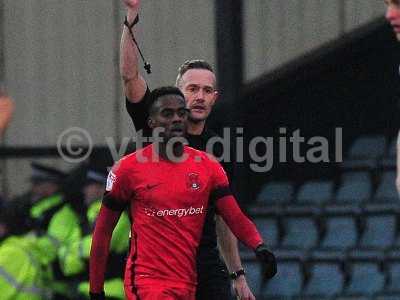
[54,200,129,277]
[0,235,53,300]
[78,200,130,299]
[47,203,83,276]
[86,200,130,255]
[78,278,125,299]
[30,194,64,232]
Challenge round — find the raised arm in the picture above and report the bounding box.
[120,0,147,103]
[0,87,14,138]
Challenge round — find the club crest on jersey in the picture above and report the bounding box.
[187,172,201,190]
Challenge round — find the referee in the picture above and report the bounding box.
[384,0,400,196]
[0,85,14,139]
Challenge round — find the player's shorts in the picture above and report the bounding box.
[196,262,231,300]
[124,283,196,300]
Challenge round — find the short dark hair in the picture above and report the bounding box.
[175,59,214,87]
[148,86,185,115]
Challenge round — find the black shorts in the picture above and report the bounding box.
[196,262,232,300]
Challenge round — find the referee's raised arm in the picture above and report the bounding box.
[0,86,14,139]
[120,0,148,103]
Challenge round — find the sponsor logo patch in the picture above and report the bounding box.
[144,206,204,218]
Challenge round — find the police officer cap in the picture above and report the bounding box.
[86,168,107,185]
[85,148,113,185]
[30,162,67,184]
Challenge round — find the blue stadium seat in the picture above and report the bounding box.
[376,296,400,300]
[296,180,334,205]
[263,259,303,297]
[380,156,396,169]
[256,181,294,205]
[375,171,399,202]
[348,135,387,159]
[334,297,370,300]
[387,261,400,292]
[341,171,370,183]
[387,136,397,157]
[320,215,358,249]
[302,260,344,297]
[342,135,386,170]
[359,214,396,249]
[242,260,262,295]
[281,216,319,249]
[335,175,371,204]
[342,157,377,170]
[254,217,280,249]
[379,136,397,171]
[343,260,385,295]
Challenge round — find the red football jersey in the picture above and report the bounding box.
[106,144,230,289]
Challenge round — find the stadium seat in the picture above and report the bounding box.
[293,296,331,300]
[281,216,319,249]
[379,156,396,169]
[386,261,400,293]
[263,259,303,297]
[341,171,370,182]
[256,181,294,205]
[254,217,280,249]
[343,260,385,295]
[348,135,387,159]
[334,297,370,300]
[296,180,334,205]
[376,296,400,300]
[320,215,358,249]
[342,157,377,170]
[359,214,396,249]
[387,136,397,157]
[302,260,344,297]
[242,260,262,295]
[374,171,399,202]
[335,175,371,204]
[341,135,387,170]
[394,236,400,247]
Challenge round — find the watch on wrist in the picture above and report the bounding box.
[229,268,246,280]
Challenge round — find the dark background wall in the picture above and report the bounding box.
[237,20,400,202]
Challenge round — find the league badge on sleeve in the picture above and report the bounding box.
[106,171,116,191]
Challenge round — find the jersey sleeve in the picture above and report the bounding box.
[215,195,263,250]
[102,160,132,211]
[125,87,152,137]
[89,204,122,293]
[209,157,232,204]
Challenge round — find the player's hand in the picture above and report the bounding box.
[254,244,277,279]
[123,0,140,11]
[233,276,256,300]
